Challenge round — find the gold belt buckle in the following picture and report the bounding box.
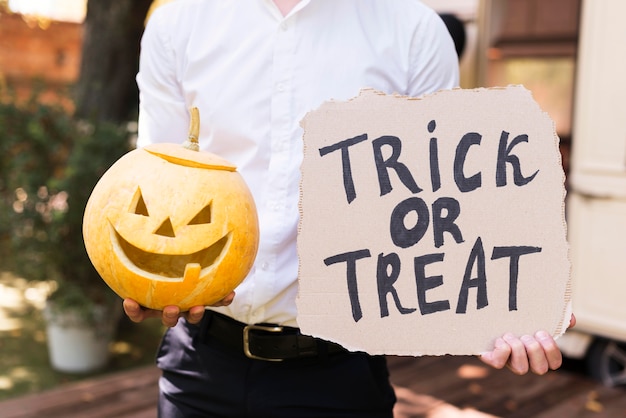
[243,324,285,361]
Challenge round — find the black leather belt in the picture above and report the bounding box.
[200,310,347,361]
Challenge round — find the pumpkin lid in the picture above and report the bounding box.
[144,143,237,171]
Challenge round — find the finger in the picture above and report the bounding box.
[535,330,563,370]
[123,299,146,323]
[186,306,206,324]
[520,334,549,375]
[210,291,235,307]
[503,333,529,375]
[221,291,235,306]
[162,305,181,327]
[478,337,511,369]
[569,314,576,329]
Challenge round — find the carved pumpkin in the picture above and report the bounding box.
[83,108,259,310]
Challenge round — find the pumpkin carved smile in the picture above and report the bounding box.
[111,223,231,281]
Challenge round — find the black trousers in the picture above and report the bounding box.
[156,316,397,418]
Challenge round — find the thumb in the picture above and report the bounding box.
[479,337,511,370]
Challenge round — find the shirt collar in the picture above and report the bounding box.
[263,0,312,20]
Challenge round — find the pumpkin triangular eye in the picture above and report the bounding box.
[189,203,211,225]
[155,218,176,237]
[131,188,149,216]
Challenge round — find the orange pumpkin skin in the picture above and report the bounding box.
[83,143,259,311]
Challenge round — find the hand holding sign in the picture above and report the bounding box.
[297,86,571,356]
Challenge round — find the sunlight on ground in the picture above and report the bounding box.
[0,367,37,391]
[0,377,12,390]
[457,364,490,379]
[0,273,53,332]
[0,273,54,394]
[393,385,499,418]
[392,361,497,417]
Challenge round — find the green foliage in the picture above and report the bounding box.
[0,91,71,275]
[0,91,134,315]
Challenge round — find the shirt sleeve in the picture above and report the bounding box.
[407,9,460,97]
[136,6,190,148]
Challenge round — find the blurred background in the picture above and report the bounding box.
[0,0,624,410]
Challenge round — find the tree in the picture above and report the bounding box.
[73,0,153,123]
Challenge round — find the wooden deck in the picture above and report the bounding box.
[1,355,625,418]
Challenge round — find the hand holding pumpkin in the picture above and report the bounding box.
[123,292,235,327]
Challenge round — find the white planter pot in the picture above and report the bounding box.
[44,303,119,374]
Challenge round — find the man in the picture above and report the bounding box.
[124,1,573,416]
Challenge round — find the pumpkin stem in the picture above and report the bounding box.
[183,107,200,151]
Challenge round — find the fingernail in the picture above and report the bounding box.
[536,330,550,340]
[520,335,534,344]
[495,337,507,348]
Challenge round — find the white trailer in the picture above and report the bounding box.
[557,0,626,387]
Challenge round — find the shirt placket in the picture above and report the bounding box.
[248,15,298,324]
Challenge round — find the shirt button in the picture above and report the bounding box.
[280,22,289,31]
[276,83,285,92]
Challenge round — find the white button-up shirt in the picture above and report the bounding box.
[136,0,459,327]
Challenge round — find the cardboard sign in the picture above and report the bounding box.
[297,86,571,356]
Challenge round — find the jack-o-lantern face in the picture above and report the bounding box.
[83,114,259,311]
[113,187,229,281]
